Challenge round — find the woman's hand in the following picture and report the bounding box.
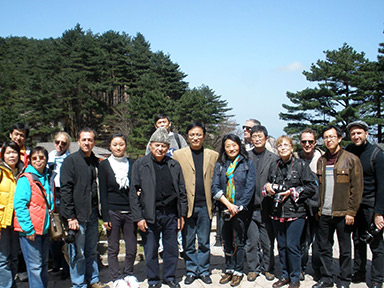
[265,182,276,196]
[26,233,36,241]
[103,222,112,231]
[280,190,291,202]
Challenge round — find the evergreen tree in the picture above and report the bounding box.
[280,43,369,138]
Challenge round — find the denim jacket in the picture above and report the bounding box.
[211,155,255,208]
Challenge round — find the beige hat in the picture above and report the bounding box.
[149,127,170,144]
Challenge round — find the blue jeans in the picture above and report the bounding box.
[0,226,19,288]
[69,208,99,288]
[182,206,211,276]
[272,218,305,282]
[19,233,50,288]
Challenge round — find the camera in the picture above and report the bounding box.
[271,183,288,214]
[65,229,77,244]
[222,210,232,222]
[360,223,382,244]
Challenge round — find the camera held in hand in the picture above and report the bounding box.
[271,183,288,212]
[360,223,382,244]
[65,229,77,244]
[221,206,245,222]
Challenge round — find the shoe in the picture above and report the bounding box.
[124,275,140,288]
[230,275,243,287]
[313,270,321,282]
[265,271,275,281]
[184,275,196,285]
[219,273,233,284]
[272,278,290,288]
[312,281,333,288]
[200,275,212,284]
[370,283,383,288]
[148,283,162,288]
[300,271,305,281]
[336,285,349,288]
[113,280,129,288]
[351,273,365,283]
[289,282,300,288]
[247,272,259,281]
[162,280,180,288]
[88,282,109,288]
[18,272,28,282]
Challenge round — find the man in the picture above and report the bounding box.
[9,123,30,167]
[60,128,106,288]
[296,128,323,281]
[346,120,384,288]
[313,125,363,288]
[242,119,276,153]
[145,114,188,157]
[173,121,218,285]
[245,125,279,282]
[130,127,187,288]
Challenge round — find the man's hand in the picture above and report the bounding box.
[178,217,185,231]
[374,213,384,230]
[345,215,354,225]
[137,219,148,232]
[68,218,80,230]
[103,222,112,231]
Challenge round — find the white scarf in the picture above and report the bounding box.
[108,155,129,189]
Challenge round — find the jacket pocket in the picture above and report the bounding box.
[336,169,350,183]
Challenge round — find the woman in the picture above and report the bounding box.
[47,131,71,279]
[14,146,54,288]
[263,136,317,288]
[0,141,24,288]
[99,133,139,288]
[211,134,255,287]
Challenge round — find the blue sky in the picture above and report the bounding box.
[1,0,383,138]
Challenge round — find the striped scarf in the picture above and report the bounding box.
[225,155,240,204]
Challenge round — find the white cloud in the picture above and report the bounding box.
[277,61,304,72]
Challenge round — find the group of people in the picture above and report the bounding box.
[0,115,383,288]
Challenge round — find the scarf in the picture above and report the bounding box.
[225,155,240,204]
[108,155,129,189]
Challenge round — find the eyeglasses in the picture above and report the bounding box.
[323,136,337,141]
[55,140,67,146]
[31,155,46,161]
[277,143,291,149]
[188,133,203,138]
[301,140,315,145]
[242,126,252,131]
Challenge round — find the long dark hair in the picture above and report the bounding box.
[1,140,21,164]
[218,134,248,164]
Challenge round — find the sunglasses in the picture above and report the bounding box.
[242,126,252,131]
[55,140,67,146]
[301,140,315,145]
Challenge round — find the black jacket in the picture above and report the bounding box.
[60,149,99,222]
[267,157,317,218]
[129,154,187,224]
[99,157,135,222]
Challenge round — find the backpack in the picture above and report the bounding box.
[370,143,384,184]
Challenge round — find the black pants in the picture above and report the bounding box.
[353,205,384,284]
[301,215,320,273]
[317,215,352,286]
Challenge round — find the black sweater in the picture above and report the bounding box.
[346,141,384,215]
[99,158,134,222]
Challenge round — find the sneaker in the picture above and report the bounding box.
[113,280,129,288]
[88,282,109,288]
[300,271,305,281]
[230,275,243,287]
[124,275,140,288]
[265,271,275,281]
